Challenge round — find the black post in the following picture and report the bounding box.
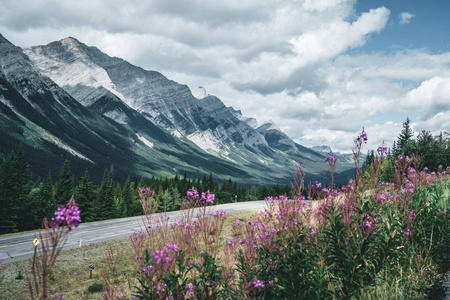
[32,245,37,270]
[32,238,39,271]
[88,264,95,279]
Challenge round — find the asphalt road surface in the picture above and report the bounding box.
[0,200,267,264]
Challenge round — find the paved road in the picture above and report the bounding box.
[0,201,267,264]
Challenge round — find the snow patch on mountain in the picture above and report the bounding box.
[258,120,281,131]
[21,114,94,163]
[190,86,208,99]
[227,107,259,128]
[103,109,128,124]
[187,129,229,155]
[137,134,154,148]
[0,96,12,108]
[48,136,94,163]
[311,145,332,153]
[24,47,134,108]
[172,130,183,139]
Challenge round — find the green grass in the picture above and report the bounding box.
[0,208,265,300]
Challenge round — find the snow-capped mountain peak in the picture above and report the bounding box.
[259,120,281,132]
[190,86,208,99]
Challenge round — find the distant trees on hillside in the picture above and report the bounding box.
[0,146,289,234]
[363,118,450,183]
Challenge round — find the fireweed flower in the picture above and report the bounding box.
[165,244,178,252]
[355,128,368,144]
[186,284,196,296]
[214,210,226,217]
[165,257,173,265]
[249,280,265,289]
[326,151,338,163]
[171,220,182,227]
[51,197,81,228]
[377,141,388,157]
[152,250,165,265]
[404,228,412,236]
[364,221,373,228]
[206,193,215,203]
[143,265,154,274]
[187,188,199,199]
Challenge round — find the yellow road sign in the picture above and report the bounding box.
[33,238,39,247]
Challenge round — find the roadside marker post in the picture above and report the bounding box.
[88,263,95,279]
[32,238,39,270]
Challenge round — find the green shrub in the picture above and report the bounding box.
[15,271,24,280]
[87,282,103,293]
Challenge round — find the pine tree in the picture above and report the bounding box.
[396,117,414,155]
[95,167,115,220]
[227,179,233,194]
[169,184,181,210]
[156,186,164,212]
[28,174,56,229]
[13,145,31,230]
[208,173,214,191]
[161,189,174,212]
[0,147,30,233]
[121,177,134,217]
[74,170,95,222]
[54,160,74,205]
[221,179,227,192]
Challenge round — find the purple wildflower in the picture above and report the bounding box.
[152,250,164,265]
[364,221,372,228]
[186,283,196,296]
[187,188,199,199]
[249,280,265,289]
[377,141,388,157]
[51,197,81,228]
[165,244,178,252]
[214,210,226,217]
[326,151,338,163]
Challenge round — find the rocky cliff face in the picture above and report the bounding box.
[24,37,275,157]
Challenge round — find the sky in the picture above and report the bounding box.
[1,0,449,153]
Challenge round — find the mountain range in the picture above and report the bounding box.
[0,34,355,186]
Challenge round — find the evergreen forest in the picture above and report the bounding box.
[0,147,289,234]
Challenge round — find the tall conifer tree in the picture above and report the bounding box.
[74,170,95,221]
[54,160,74,205]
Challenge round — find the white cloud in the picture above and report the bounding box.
[0,1,449,154]
[399,12,415,25]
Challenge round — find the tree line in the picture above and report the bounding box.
[0,146,290,234]
[363,117,450,182]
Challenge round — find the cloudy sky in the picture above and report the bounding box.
[1,0,449,153]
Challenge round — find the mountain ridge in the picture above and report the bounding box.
[0,34,355,186]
